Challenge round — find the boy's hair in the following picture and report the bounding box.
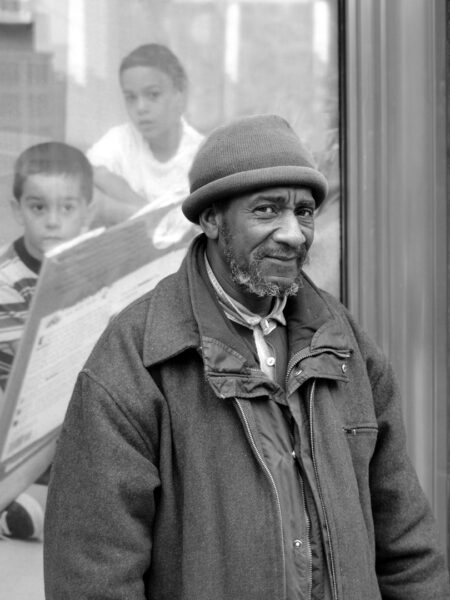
[119,44,187,93]
[13,142,93,202]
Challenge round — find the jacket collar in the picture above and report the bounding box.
[142,235,256,370]
[284,271,351,356]
[142,235,352,397]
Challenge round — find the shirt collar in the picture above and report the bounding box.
[14,236,41,275]
[204,252,286,336]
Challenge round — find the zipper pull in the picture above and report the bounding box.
[344,427,357,435]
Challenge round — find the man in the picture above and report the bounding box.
[44,115,449,599]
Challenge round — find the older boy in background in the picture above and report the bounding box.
[0,141,93,539]
[88,43,204,225]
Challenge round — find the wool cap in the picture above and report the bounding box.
[182,114,328,223]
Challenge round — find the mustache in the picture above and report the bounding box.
[254,243,308,262]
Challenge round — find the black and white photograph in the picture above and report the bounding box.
[0,1,448,598]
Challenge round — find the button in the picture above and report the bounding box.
[293,539,303,549]
[266,356,276,367]
[341,363,348,373]
[291,450,296,459]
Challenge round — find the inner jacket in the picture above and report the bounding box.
[44,234,450,600]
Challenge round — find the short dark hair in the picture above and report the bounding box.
[119,44,187,93]
[13,142,93,202]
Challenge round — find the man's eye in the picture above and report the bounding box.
[296,207,314,218]
[254,205,277,216]
[62,204,76,214]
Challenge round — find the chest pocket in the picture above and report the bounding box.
[342,424,378,484]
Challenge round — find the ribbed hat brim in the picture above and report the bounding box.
[182,165,328,223]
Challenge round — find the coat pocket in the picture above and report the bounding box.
[343,425,379,436]
[342,424,379,484]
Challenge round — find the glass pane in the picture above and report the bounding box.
[0,0,341,296]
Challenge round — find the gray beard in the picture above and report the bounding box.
[219,222,307,298]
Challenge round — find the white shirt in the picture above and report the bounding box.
[87,118,204,210]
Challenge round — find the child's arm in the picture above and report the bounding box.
[93,166,147,210]
[92,166,148,224]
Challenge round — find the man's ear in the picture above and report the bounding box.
[198,205,221,240]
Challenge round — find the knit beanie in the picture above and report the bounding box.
[182,114,328,223]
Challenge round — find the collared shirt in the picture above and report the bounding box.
[204,252,329,599]
[204,253,287,381]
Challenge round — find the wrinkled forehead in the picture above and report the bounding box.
[224,185,316,211]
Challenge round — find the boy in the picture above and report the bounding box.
[0,141,93,539]
[87,43,204,225]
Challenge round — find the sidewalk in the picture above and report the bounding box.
[1,484,46,600]
[0,535,44,600]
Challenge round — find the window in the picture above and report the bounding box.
[0,0,342,295]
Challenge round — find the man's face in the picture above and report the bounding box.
[120,66,185,145]
[208,186,315,305]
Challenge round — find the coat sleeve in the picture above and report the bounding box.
[350,322,450,599]
[43,369,162,600]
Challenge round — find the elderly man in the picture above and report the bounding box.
[44,115,449,600]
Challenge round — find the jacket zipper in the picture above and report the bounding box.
[299,476,313,598]
[285,348,350,388]
[308,380,339,600]
[234,398,286,598]
[284,347,348,598]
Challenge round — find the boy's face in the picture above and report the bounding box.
[12,173,93,261]
[120,66,185,144]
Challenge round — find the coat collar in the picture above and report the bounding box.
[142,235,353,396]
[142,235,256,370]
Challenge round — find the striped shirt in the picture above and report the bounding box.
[0,237,40,390]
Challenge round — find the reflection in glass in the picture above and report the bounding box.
[0,0,340,296]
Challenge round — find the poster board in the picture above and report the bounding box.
[0,204,196,510]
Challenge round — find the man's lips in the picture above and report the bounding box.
[264,255,298,261]
[258,245,307,263]
[261,253,303,264]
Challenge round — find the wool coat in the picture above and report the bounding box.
[44,235,450,600]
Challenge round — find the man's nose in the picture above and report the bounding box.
[272,211,306,247]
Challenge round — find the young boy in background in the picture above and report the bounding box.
[87,43,204,225]
[0,141,93,539]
